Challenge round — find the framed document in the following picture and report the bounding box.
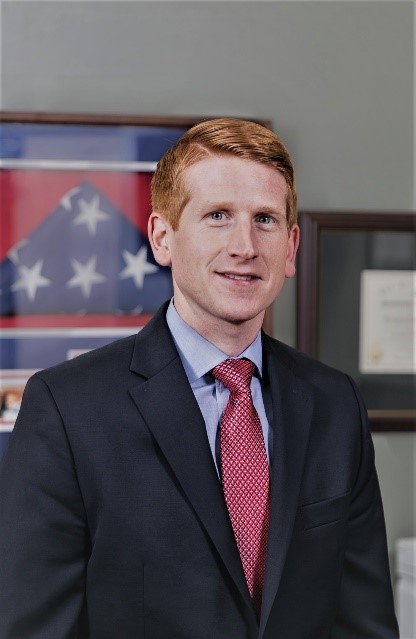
[359,270,414,375]
[297,211,415,432]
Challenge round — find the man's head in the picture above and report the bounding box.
[149,118,300,349]
[151,118,297,230]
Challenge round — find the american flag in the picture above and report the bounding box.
[0,177,171,318]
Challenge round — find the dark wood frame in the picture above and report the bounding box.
[0,111,272,129]
[296,211,415,432]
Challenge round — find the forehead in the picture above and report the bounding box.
[182,155,288,207]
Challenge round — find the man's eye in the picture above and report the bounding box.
[257,214,274,225]
[210,211,224,221]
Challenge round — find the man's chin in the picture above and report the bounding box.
[218,307,266,326]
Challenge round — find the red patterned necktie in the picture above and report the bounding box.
[212,358,270,617]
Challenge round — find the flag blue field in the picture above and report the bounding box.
[0,179,172,317]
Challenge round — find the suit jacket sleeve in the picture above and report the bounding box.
[332,376,399,638]
[0,373,88,639]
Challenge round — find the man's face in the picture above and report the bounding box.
[150,155,299,337]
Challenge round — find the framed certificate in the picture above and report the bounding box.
[359,270,414,375]
[297,211,415,432]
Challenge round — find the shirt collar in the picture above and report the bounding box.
[166,299,263,384]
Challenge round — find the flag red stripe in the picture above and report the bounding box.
[0,315,153,329]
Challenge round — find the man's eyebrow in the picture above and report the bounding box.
[253,206,286,216]
[200,201,286,215]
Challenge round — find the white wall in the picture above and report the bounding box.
[1,0,414,571]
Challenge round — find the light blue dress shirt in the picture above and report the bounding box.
[166,301,271,475]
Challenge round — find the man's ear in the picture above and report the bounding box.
[284,224,300,279]
[148,213,172,267]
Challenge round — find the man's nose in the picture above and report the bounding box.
[227,220,258,259]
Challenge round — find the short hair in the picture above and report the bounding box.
[151,118,297,230]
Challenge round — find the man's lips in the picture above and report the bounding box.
[218,272,260,281]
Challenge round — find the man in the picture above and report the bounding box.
[0,119,398,638]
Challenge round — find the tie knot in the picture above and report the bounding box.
[212,358,255,394]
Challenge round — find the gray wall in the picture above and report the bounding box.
[1,0,415,573]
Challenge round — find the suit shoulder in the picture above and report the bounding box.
[36,333,137,387]
[263,334,351,387]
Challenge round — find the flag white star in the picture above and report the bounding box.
[66,256,107,298]
[11,259,52,301]
[73,195,110,235]
[61,186,81,211]
[7,238,29,264]
[130,304,144,315]
[119,246,158,289]
[115,304,143,315]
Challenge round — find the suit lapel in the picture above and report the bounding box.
[128,307,255,616]
[259,337,314,637]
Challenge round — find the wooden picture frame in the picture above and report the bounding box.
[296,211,415,432]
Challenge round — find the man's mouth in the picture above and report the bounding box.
[223,273,257,281]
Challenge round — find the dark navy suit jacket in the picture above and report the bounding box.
[0,304,399,638]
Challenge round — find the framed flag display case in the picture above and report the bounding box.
[0,112,273,451]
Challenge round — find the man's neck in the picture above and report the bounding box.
[172,300,264,357]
